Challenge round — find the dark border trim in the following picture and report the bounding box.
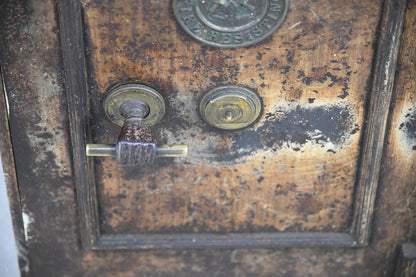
[57,0,407,249]
[94,233,356,249]
[57,0,99,248]
[350,0,408,246]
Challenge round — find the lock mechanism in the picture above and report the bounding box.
[86,84,187,166]
[200,86,262,130]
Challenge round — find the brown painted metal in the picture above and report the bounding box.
[61,0,409,252]
[84,0,381,239]
[0,0,415,276]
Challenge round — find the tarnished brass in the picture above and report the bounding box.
[87,84,187,166]
[200,86,261,130]
[86,144,188,158]
[104,84,165,126]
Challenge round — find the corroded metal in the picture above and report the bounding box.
[86,144,188,157]
[104,84,165,126]
[199,86,262,129]
[173,0,289,48]
[117,105,157,165]
[90,86,187,165]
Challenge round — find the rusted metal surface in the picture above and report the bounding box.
[83,0,380,235]
[351,0,408,245]
[117,115,157,165]
[0,0,415,276]
[0,0,82,275]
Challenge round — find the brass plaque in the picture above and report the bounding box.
[173,0,289,48]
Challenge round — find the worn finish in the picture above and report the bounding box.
[0,0,82,275]
[0,68,29,276]
[90,85,188,165]
[83,0,380,236]
[0,0,415,276]
[117,107,158,166]
[104,83,166,127]
[395,244,416,277]
[199,85,262,130]
[351,0,408,245]
[173,0,289,48]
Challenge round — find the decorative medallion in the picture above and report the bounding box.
[173,0,289,48]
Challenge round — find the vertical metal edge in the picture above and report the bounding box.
[0,66,30,276]
[56,0,100,249]
[350,0,408,246]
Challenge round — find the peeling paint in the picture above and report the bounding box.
[398,107,416,150]
[22,211,34,242]
[157,99,358,166]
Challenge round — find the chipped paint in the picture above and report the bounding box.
[398,107,416,150]
[156,96,359,166]
[22,211,34,242]
[82,0,379,237]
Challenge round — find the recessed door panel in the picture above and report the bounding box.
[81,0,380,240]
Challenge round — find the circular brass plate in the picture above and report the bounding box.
[104,84,166,127]
[173,0,289,48]
[200,86,261,130]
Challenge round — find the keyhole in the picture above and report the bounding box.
[225,111,234,121]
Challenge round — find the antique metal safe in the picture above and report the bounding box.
[0,0,415,276]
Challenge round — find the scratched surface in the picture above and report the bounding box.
[1,0,416,276]
[82,0,381,234]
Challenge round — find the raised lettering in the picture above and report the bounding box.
[181,14,196,26]
[270,2,282,12]
[221,34,232,44]
[173,0,287,47]
[179,6,193,13]
[253,26,264,37]
[234,33,244,44]
[267,13,279,21]
[260,18,273,29]
[192,22,204,34]
[246,31,255,41]
[210,31,220,42]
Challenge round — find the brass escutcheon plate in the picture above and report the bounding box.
[200,86,261,130]
[173,0,289,48]
[104,84,166,127]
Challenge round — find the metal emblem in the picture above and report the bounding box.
[199,86,262,130]
[173,0,289,48]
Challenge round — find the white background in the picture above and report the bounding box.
[0,157,21,277]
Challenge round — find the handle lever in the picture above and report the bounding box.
[86,144,188,158]
[86,84,188,166]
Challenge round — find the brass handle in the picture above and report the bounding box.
[86,144,188,158]
[86,84,188,166]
